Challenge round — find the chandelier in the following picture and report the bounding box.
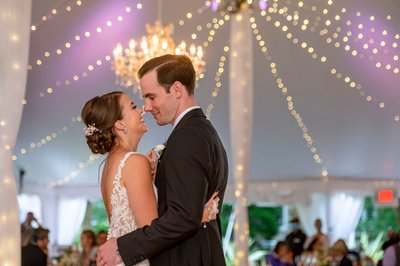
[112,20,205,91]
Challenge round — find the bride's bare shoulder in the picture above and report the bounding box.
[125,152,147,161]
[120,154,151,183]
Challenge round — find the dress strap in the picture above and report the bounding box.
[115,152,136,183]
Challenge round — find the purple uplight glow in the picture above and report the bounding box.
[348,13,399,70]
[259,0,268,11]
[210,0,219,12]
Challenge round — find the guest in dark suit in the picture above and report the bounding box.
[21,227,49,266]
[98,54,228,265]
[285,217,307,260]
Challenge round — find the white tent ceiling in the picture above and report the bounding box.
[14,0,400,199]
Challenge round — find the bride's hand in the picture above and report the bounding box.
[145,149,158,181]
[201,191,220,223]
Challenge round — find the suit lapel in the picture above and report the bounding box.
[155,108,205,188]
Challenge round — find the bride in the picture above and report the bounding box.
[81,91,218,265]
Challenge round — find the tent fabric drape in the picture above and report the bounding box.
[329,192,364,243]
[295,192,329,237]
[295,191,365,245]
[0,0,31,264]
[18,194,42,222]
[57,198,87,245]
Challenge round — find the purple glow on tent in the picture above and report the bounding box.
[346,14,398,70]
[259,0,268,10]
[210,0,219,12]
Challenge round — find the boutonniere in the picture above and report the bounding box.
[154,143,166,158]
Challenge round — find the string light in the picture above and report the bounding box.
[45,154,102,188]
[30,0,85,33]
[28,3,143,71]
[203,14,231,47]
[176,1,232,45]
[252,14,328,175]
[205,46,230,119]
[277,0,399,75]
[38,55,112,98]
[12,116,81,161]
[265,4,400,123]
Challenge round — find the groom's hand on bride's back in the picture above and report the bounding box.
[97,237,122,266]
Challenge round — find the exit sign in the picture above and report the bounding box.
[378,190,394,203]
[375,189,398,207]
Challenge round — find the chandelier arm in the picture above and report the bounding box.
[158,0,163,23]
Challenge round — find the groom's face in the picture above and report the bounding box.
[140,70,179,126]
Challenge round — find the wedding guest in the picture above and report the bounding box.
[80,230,98,266]
[285,217,307,261]
[21,227,49,266]
[297,238,325,266]
[382,229,400,251]
[377,229,399,266]
[21,211,41,246]
[266,241,295,266]
[304,218,330,251]
[382,242,400,266]
[96,230,107,246]
[330,239,352,266]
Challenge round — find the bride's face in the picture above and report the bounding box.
[119,94,148,135]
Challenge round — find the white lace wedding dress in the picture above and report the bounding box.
[107,152,157,266]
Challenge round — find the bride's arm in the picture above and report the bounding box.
[122,154,158,227]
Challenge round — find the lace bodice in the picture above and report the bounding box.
[107,152,156,266]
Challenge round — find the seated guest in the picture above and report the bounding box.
[80,230,98,266]
[382,229,400,251]
[21,227,49,266]
[382,242,400,266]
[266,241,295,266]
[330,239,353,266]
[96,230,107,246]
[378,229,400,266]
[297,237,326,266]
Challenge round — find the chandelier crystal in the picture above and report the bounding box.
[113,20,206,91]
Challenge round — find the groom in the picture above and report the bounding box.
[98,54,228,265]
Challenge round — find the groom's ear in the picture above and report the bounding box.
[171,81,183,98]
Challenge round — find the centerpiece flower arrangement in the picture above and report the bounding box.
[55,246,80,266]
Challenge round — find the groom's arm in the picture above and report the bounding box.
[117,127,211,265]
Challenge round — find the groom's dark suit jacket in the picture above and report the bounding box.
[118,108,228,266]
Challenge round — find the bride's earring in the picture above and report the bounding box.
[123,127,128,134]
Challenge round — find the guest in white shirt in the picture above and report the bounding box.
[304,218,330,251]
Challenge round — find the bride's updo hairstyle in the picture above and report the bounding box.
[81,91,123,154]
